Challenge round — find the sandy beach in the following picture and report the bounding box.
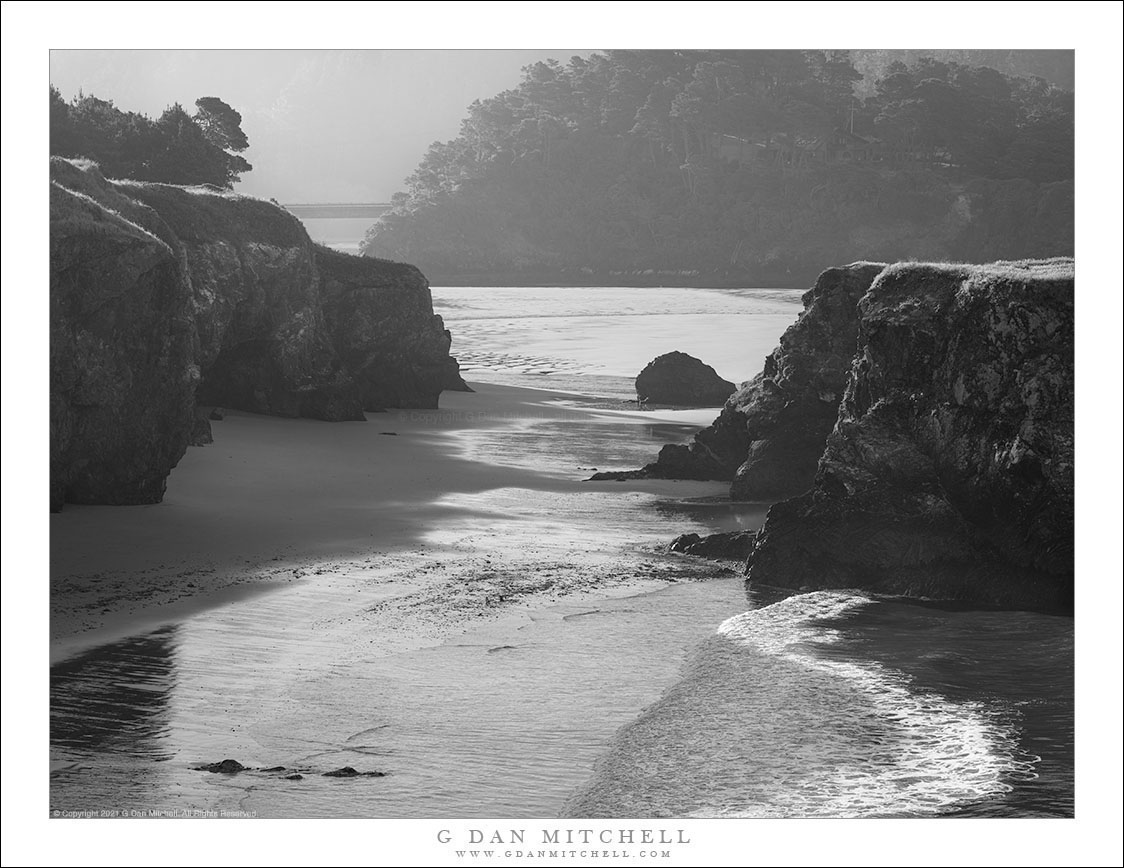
[50,383,747,660]
[49,381,774,818]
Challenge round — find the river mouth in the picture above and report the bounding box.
[49,379,755,819]
[48,287,1073,821]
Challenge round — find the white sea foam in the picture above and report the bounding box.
[567,590,1036,818]
[719,591,1033,816]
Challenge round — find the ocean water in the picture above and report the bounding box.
[432,285,804,401]
[566,591,1072,818]
[300,216,374,254]
[49,286,1073,819]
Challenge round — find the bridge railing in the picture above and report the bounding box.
[284,203,392,220]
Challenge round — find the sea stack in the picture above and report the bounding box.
[635,351,736,406]
[592,263,886,486]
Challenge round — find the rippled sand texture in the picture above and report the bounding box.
[52,577,764,818]
[50,385,734,655]
[50,381,764,817]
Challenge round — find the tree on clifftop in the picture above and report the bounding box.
[49,88,253,189]
[193,97,250,152]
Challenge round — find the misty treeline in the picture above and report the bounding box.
[363,50,1073,284]
[49,87,252,189]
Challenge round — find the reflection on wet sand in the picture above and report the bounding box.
[52,625,179,757]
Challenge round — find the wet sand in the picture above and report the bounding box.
[50,383,738,662]
[49,382,767,818]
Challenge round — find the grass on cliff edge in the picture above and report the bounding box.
[313,243,424,285]
[877,257,1074,286]
[52,158,427,288]
[51,156,307,247]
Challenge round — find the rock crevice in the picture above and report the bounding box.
[592,262,885,493]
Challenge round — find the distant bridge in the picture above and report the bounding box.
[284,203,393,220]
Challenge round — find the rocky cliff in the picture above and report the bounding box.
[746,259,1074,610]
[50,158,466,510]
[592,262,885,496]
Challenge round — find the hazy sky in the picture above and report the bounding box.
[49,49,586,203]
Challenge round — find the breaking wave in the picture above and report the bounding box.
[566,590,1036,818]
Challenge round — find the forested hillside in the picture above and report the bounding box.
[363,50,1073,286]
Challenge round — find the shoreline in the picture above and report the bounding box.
[50,382,733,661]
[47,367,1078,823]
[49,378,759,818]
[424,271,816,290]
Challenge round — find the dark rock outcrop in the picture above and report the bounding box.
[591,264,885,491]
[50,158,465,508]
[189,407,214,446]
[589,442,720,482]
[50,168,196,510]
[441,329,474,394]
[669,530,757,561]
[444,362,474,392]
[315,247,468,409]
[727,262,888,501]
[746,259,1074,611]
[323,766,386,778]
[635,352,735,406]
[195,759,247,774]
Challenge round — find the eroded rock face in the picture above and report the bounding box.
[669,530,757,561]
[50,172,196,510]
[635,351,735,406]
[746,259,1074,611]
[50,158,465,508]
[317,247,469,410]
[728,262,888,501]
[189,408,214,446]
[597,264,884,491]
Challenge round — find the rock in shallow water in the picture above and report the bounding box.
[635,351,735,406]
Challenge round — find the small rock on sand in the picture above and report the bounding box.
[195,759,246,774]
[323,766,387,778]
